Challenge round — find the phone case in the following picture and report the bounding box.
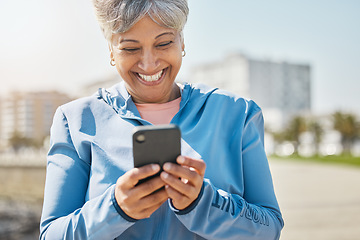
[132,124,181,169]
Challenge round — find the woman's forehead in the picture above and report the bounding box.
[111,16,179,43]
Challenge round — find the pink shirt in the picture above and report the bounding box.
[135,97,181,125]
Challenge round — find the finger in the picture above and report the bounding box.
[160,171,196,198]
[138,197,168,219]
[163,162,201,186]
[177,156,206,176]
[123,164,161,188]
[164,185,189,209]
[140,188,168,207]
[116,178,167,220]
[126,191,168,219]
[133,176,166,198]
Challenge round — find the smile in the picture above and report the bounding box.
[137,70,164,82]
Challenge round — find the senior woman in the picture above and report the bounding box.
[40,0,284,239]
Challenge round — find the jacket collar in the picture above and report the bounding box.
[96,81,218,125]
[96,81,194,120]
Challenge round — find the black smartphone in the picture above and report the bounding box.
[132,124,181,183]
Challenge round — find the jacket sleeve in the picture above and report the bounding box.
[170,108,284,239]
[39,107,135,240]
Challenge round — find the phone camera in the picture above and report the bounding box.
[136,134,145,143]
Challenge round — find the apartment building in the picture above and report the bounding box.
[190,53,311,130]
[0,91,72,149]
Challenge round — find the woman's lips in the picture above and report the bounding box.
[135,68,167,85]
[137,69,164,82]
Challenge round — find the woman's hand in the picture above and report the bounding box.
[160,156,206,210]
[114,164,168,220]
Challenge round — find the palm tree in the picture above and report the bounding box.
[308,120,323,154]
[332,112,360,154]
[284,116,307,153]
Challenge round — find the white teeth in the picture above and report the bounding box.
[138,70,163,82]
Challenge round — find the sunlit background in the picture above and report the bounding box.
[0,0,359,239]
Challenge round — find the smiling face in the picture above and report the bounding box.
[110,16,184,103]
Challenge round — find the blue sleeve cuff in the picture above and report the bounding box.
[111,186,138,222]
[170,182,205,215]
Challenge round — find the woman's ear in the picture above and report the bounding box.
[108,43,116,66]
[179,31,185,51]
[109,43,115,60]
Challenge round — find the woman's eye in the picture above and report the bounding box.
[122,48,140,53]
[157,41,173,48]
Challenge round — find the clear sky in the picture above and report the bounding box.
[1,0,359,115]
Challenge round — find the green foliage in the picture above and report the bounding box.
[308,120,323,143]
[271,154,360,168]
[276,115,316,153]
[332,111,360,153]
[270,111,360,156]
[8,132,43,152]
[283,116,307,142]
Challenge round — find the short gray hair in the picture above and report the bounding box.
[92,0,189,41]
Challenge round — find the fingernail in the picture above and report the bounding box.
[178,156,185,164]
[163,163,171,171]
[162,172,169,179]
[152,164,160,171]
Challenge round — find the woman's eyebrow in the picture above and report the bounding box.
[120,39,139,44]
[155,32,175,39]
[119,32,175,43]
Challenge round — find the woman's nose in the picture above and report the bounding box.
[138,50,160,72]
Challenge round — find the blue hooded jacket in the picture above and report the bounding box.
[40,82,284,239]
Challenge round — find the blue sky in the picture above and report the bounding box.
[1,0,359,115]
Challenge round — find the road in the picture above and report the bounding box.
[269,159,360,240]
[1,160,360,239]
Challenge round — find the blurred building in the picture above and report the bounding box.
[190,53,312,131]
[0,91,72,149]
